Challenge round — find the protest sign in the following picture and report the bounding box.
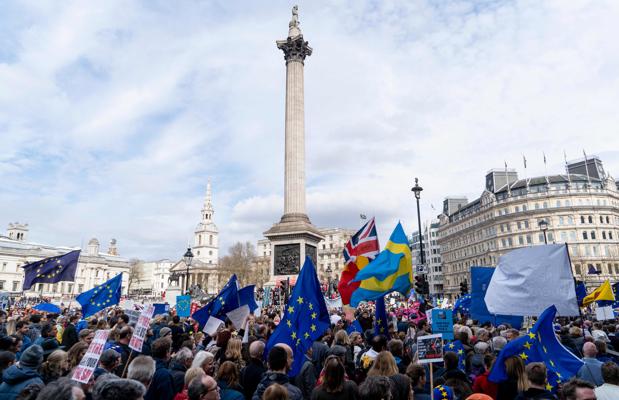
[431,309,454,340]
[0,292,9,311]
[596,306,614,321]
[176,295,191,317]
[417,333,444,364]
[124,309,141,325]
[129,304,155,352]
[71,329,110,383]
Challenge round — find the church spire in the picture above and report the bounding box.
[202,179,214,221]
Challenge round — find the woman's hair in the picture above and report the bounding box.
[79,329,93,340]
[67,342,89,370]
[184,367,206,387]
[216,329,231,348]
[0,351,16,372]
[359,376,392,400]
[349,332,362,344]
[224,337,242,361]
[333,330,350,346]
[217,361,240,386]
[263,383,289,400]
[595,340,607,355]
[406,363,426,387]
[41,350,68,380]
[367,351,399,377]
[192,351,215,371]
[96,320,109,330]
[505,356,529,392]
[321,355,345,393]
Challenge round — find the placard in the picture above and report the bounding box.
[124,309,141,325]
[71,329,110,383]
[417,333,444,364]
[596,306,614,321]
[129,304,154,352]
[431,309,454,340]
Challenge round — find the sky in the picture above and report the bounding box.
[1,0,619,261]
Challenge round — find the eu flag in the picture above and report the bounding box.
[191,275,239,328]
[489,305,583,392]
[265,257,330,376]
[374,296,389,338]
[454,294,472,315]
[444,340,466,371]
[346,319,363,335]
[238,285,259,313]
[23,250,80,290]
[575,281,587,307]
[76,273,122,318]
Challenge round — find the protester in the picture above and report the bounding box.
[576,342,604,386]
[171,348,195,394]
[594,361,619,400]
[310,355,358,400]
[192,351,216,376]
[61,315,79,350]
[127,355,156,390]
[240,341,266,400]
[78,329,94,346]
[217,361,244,400]
[0,345,44,400]
[36,377,85,400]
[93,378,146,400]
[144,338,176,400]
[175,367,206,400]
[560,378,596,400]
[252,346,302,400]
[263,384,289,400]
[0,352,16,383]
[513,362,556,400]
[358,376,392,400]
[67,342,89,371]
[497,356,528,399]
[40,349,69,384]
[366,351,411,400]
[188,375,220,400]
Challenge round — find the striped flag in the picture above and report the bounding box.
[338,217,380,306]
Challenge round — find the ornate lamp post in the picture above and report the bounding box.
[183,247,194,295]
[325,265,333,297]
[539,219,549,244]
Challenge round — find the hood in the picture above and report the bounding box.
[260,372,289,386]
[2,365,41,385]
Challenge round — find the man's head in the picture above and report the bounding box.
[69,315,79,324]
[16,321,30,335]
[602,361,619,385]
[152,337,172,361]
[35,377,85,400]
[267,346,289,373]
[174,347,194,369]
[275,343,293,370]
[94,378,146,400]
[561,378,596,400]
[41,323,57,338]
[19,344,44,370]
[582,342,598,358]
[127,355,156,389]
[188,375,220,400]
[118,326,133,345]
[504,328,520,341]
[371,335,388,353]
[99,349,121,371]
[525,362,547,388]
[249,340,265,361]
[359,376,392,400]
[30,314,42,324]
[79,329,95,345]
[406,363,426,388]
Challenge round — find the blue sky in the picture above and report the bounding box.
[1,0,619,260]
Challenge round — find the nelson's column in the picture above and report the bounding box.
[264,6,324,283]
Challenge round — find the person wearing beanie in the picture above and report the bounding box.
[0,345,44,400]
[160,327,173,339]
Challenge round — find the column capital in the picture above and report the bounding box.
[276,35,312,64]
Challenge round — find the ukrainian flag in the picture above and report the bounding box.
[582,280,615,306]
[350,222,413,307]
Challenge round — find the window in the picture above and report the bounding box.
[548,233,554,242]
[196,250,200,256]
[561,232,568,242]
[600,216,604,223]
[518,236,524,245]
[1,262,5,271]
[581,216,585,224]
[517,221,522,230]
[67,284,73,293]
[78,284,84,293]
[198,235,202,245]
[209,235,213,245]
[559,217,564,225]
[535,203,540,210]
[588,216,593,224]
[568,216,574,225]
[591,231,596,240]
[583,232,588,240]
[610,232,614,240]
[602,231,607,240]
[570,231,576,241]
[606,216,610,223]
[0,281,4,290]
[556,200,561,207]
[543,202,548,209]
[526,235,532,244]
[524,220,529,229]
[539,234,545,243]
[575,264,581,275]
[523,204,528,211]
[12,281,18,292]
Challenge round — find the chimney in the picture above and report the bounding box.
[108,239,118,256]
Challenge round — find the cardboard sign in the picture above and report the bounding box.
[431,309,454,340]
[417,333,444,364]
[129,304,154,352]
[71,329,110,383]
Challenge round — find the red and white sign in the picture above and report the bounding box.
[129,304,155,352]
[71,329,110,384]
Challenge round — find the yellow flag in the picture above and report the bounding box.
[582,280,615,306]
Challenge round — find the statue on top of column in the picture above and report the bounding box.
[290,5,299,28]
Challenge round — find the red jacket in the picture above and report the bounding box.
[472,370,498,400]
[173,389,188,400]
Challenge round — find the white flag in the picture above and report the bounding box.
[485,244,579,316]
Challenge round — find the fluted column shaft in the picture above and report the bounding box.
[284,59,306,216]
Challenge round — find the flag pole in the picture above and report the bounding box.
[564,243,585,322]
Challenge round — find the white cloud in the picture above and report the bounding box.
[1,1,619,259]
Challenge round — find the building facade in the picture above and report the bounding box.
[438,156,619,300]
[0,224,131,299]
[410,221,444,297]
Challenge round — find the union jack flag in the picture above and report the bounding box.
[338,217,380,305]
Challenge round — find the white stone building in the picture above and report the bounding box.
[0,223,130,298]
[438,156,619,300]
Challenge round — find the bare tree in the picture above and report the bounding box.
[218,242,262,286]
[127,259,145,294]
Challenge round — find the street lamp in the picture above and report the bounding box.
[539,220,549,244]
[325,265,333,297]
[411,178,425,267]
[183,247,194,295]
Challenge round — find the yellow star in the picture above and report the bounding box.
[538,333,542,341]
[549,360,555,367]
[311,312,317,319]
[297,297,303,304]
[379,327,385,332]
[545,383,553,391]
[291,332,297,339]
[310,324,316,332]
[377,319,382,325]
[288,306,294,314]
[543,346,548,353]
[556,372,562,379]
[286,320,292,328]
[457,349,464,355]
[528,332,536,339]
[519,352,528,361]
[304,332,310,339]
[449,343,455,349]
[523,342,532,350]
[308,303,313,310]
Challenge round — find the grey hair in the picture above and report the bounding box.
[359,376,392,400]
[174,347,194,364]
[191,350,214,370]
[249,340,265,359]
[93,378,146,400]
[492,336,507,351]
[127,356,156,387]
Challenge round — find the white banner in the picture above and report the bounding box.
[324,296,342,309]
[129,304,154,352]
[71,329,110,383]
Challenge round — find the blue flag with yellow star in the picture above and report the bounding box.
[444,340,466,371]
[265,257,330,377]
[374,296,390,338]
[489,305,583,392]
[453,294,471,315]
[191,275,239,328]
[22,250,80,291]
[76,273,122,318]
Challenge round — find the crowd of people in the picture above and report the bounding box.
[0,302,617,400]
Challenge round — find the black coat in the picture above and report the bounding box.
[61,323,78,349]
[240,359,266,400]
[169,362,187,394]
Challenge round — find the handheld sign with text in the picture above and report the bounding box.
[129,304,155,352]
[417,333,444,364]
[431,308,454,340]
[71,329,110,383]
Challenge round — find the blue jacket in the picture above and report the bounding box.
[0,365,43,400]
[144,358,175,400]
[15,335,31,361]
[219,380,244,400]
[577,357,604,386]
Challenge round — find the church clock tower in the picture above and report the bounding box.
[193,180,218,264]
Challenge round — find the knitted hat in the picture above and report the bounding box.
[160,327,172,338]
[433,385,454,400]
[20,345,44,369]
